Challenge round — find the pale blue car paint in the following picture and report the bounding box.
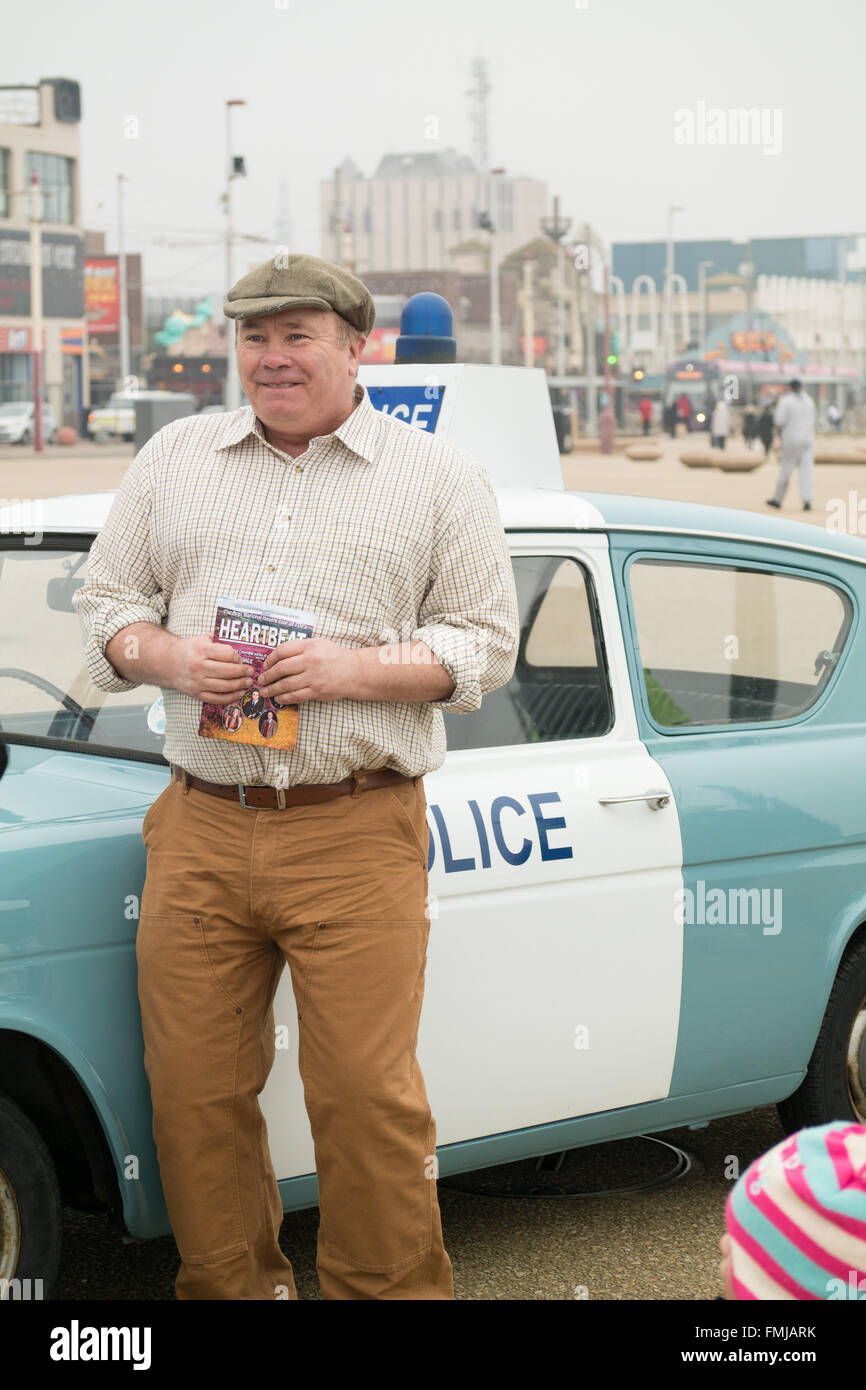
[598,495,866,1104]
[2,493,865,1240]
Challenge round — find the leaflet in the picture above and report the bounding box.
[197,595,315,749]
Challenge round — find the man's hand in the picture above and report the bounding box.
[168,636,253,704]
[258,638,360,703]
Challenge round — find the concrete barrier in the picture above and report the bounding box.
[624,443,662,461]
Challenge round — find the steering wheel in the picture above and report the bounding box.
[0,668,95,741]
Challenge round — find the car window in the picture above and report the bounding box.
[0,545,165,758]
[628,557,853,728]
[1,545,612,761]
[442,554,613,751]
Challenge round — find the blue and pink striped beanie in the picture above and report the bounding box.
[725,1122,866,1299]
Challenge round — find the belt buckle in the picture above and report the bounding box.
[238,783,287,810]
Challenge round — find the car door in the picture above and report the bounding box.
[612,538,866,1099]
[260,531,687,1178]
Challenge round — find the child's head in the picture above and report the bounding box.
[723,1122,866,1299]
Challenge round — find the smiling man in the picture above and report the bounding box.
[74,252,519,1302]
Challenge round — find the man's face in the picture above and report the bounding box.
[235,306,364,438]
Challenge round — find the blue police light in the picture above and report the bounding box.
[395,293,457,364]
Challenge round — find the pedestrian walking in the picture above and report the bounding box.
[74,252,520,1301]
[663,400,677,438]
[677,392,692,432]
[742,403,758,450]
[766,378,816,512]
[710,397,731,450]
[757,404,775,457]
[638,395,653,436]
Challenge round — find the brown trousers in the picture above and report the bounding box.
[137,771,454,1300]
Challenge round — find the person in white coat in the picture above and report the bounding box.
[710,397,731,450]
[767,380,815,512]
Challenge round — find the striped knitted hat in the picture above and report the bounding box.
[725,1122,866,1299]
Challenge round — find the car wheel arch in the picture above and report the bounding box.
[0,1029,123,1227]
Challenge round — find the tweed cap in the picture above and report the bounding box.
[224,254,375,334]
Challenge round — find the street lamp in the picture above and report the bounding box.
[663,204,684,370]
[541,196,572,381]
[698,260,714,357]
[224,98,247,412]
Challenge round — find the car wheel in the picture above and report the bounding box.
[122,433,135,443]
[0,1093,61,1298]
[777,936,866,1133]
[18,430,31,446]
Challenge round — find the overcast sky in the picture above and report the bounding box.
[6,0,865,297]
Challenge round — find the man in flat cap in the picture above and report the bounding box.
[74,252,519,1301]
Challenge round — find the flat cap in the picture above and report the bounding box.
[224,253,375,334]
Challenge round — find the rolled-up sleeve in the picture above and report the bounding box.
[72,439,167,692]
[411,458,519,714]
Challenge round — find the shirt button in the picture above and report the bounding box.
[266,564,275,573]
[294,465,303,473]
[281,514,291,523]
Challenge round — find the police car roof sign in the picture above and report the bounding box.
[357,362,564,491]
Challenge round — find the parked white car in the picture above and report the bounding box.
[0,401,58,446]
[86,390,194,442]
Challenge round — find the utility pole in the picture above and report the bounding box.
[332,166,343,266]
[224,98,246,412]
[522,255,535,368]
[698,259,714,357]
[578,220,598,438]
[663,204,684,370]
[488,170,501,365]
[117,172,131,389]
[541,195,571,380]
[599,256,616,453]
[29,172,44,453]
[741,240,755,407]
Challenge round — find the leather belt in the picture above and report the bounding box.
[169,762,416,810]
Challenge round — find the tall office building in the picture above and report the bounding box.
[321,150,547,273]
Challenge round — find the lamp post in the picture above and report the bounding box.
[739,241,755,407]
[29,172,43,453]
[663,204,684,370]
[224,98,247,411]
[541,196,571,381]
[117,173,131,389]
[698,259,714,357]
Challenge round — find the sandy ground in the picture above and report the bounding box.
[2,430,851,1302]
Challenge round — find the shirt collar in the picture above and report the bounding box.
[214,382,380,464]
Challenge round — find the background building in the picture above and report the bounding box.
[612,234,866,386]
[321,150,547,273]
[83,230,143,407]
[0,76,86,425]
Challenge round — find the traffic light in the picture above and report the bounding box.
[633,368,645,382]
[606,352,618,366]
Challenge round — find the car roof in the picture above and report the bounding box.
[5,487,866,567]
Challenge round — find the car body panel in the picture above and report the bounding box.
[2,487,866,1239]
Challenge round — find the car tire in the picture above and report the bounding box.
[0,1092,62,1298]
[122,433,135,443]
[19,430,31,446]
[777,936,866,1133]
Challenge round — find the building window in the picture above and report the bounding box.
[453,208,461,232]
[433,207,443,231]
[0,148,9,218]
[25,152,75,223]
[363,206,372,235]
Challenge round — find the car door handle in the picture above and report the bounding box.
[597,790,671,811]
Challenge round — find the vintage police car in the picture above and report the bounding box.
[2,483,866,1296]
